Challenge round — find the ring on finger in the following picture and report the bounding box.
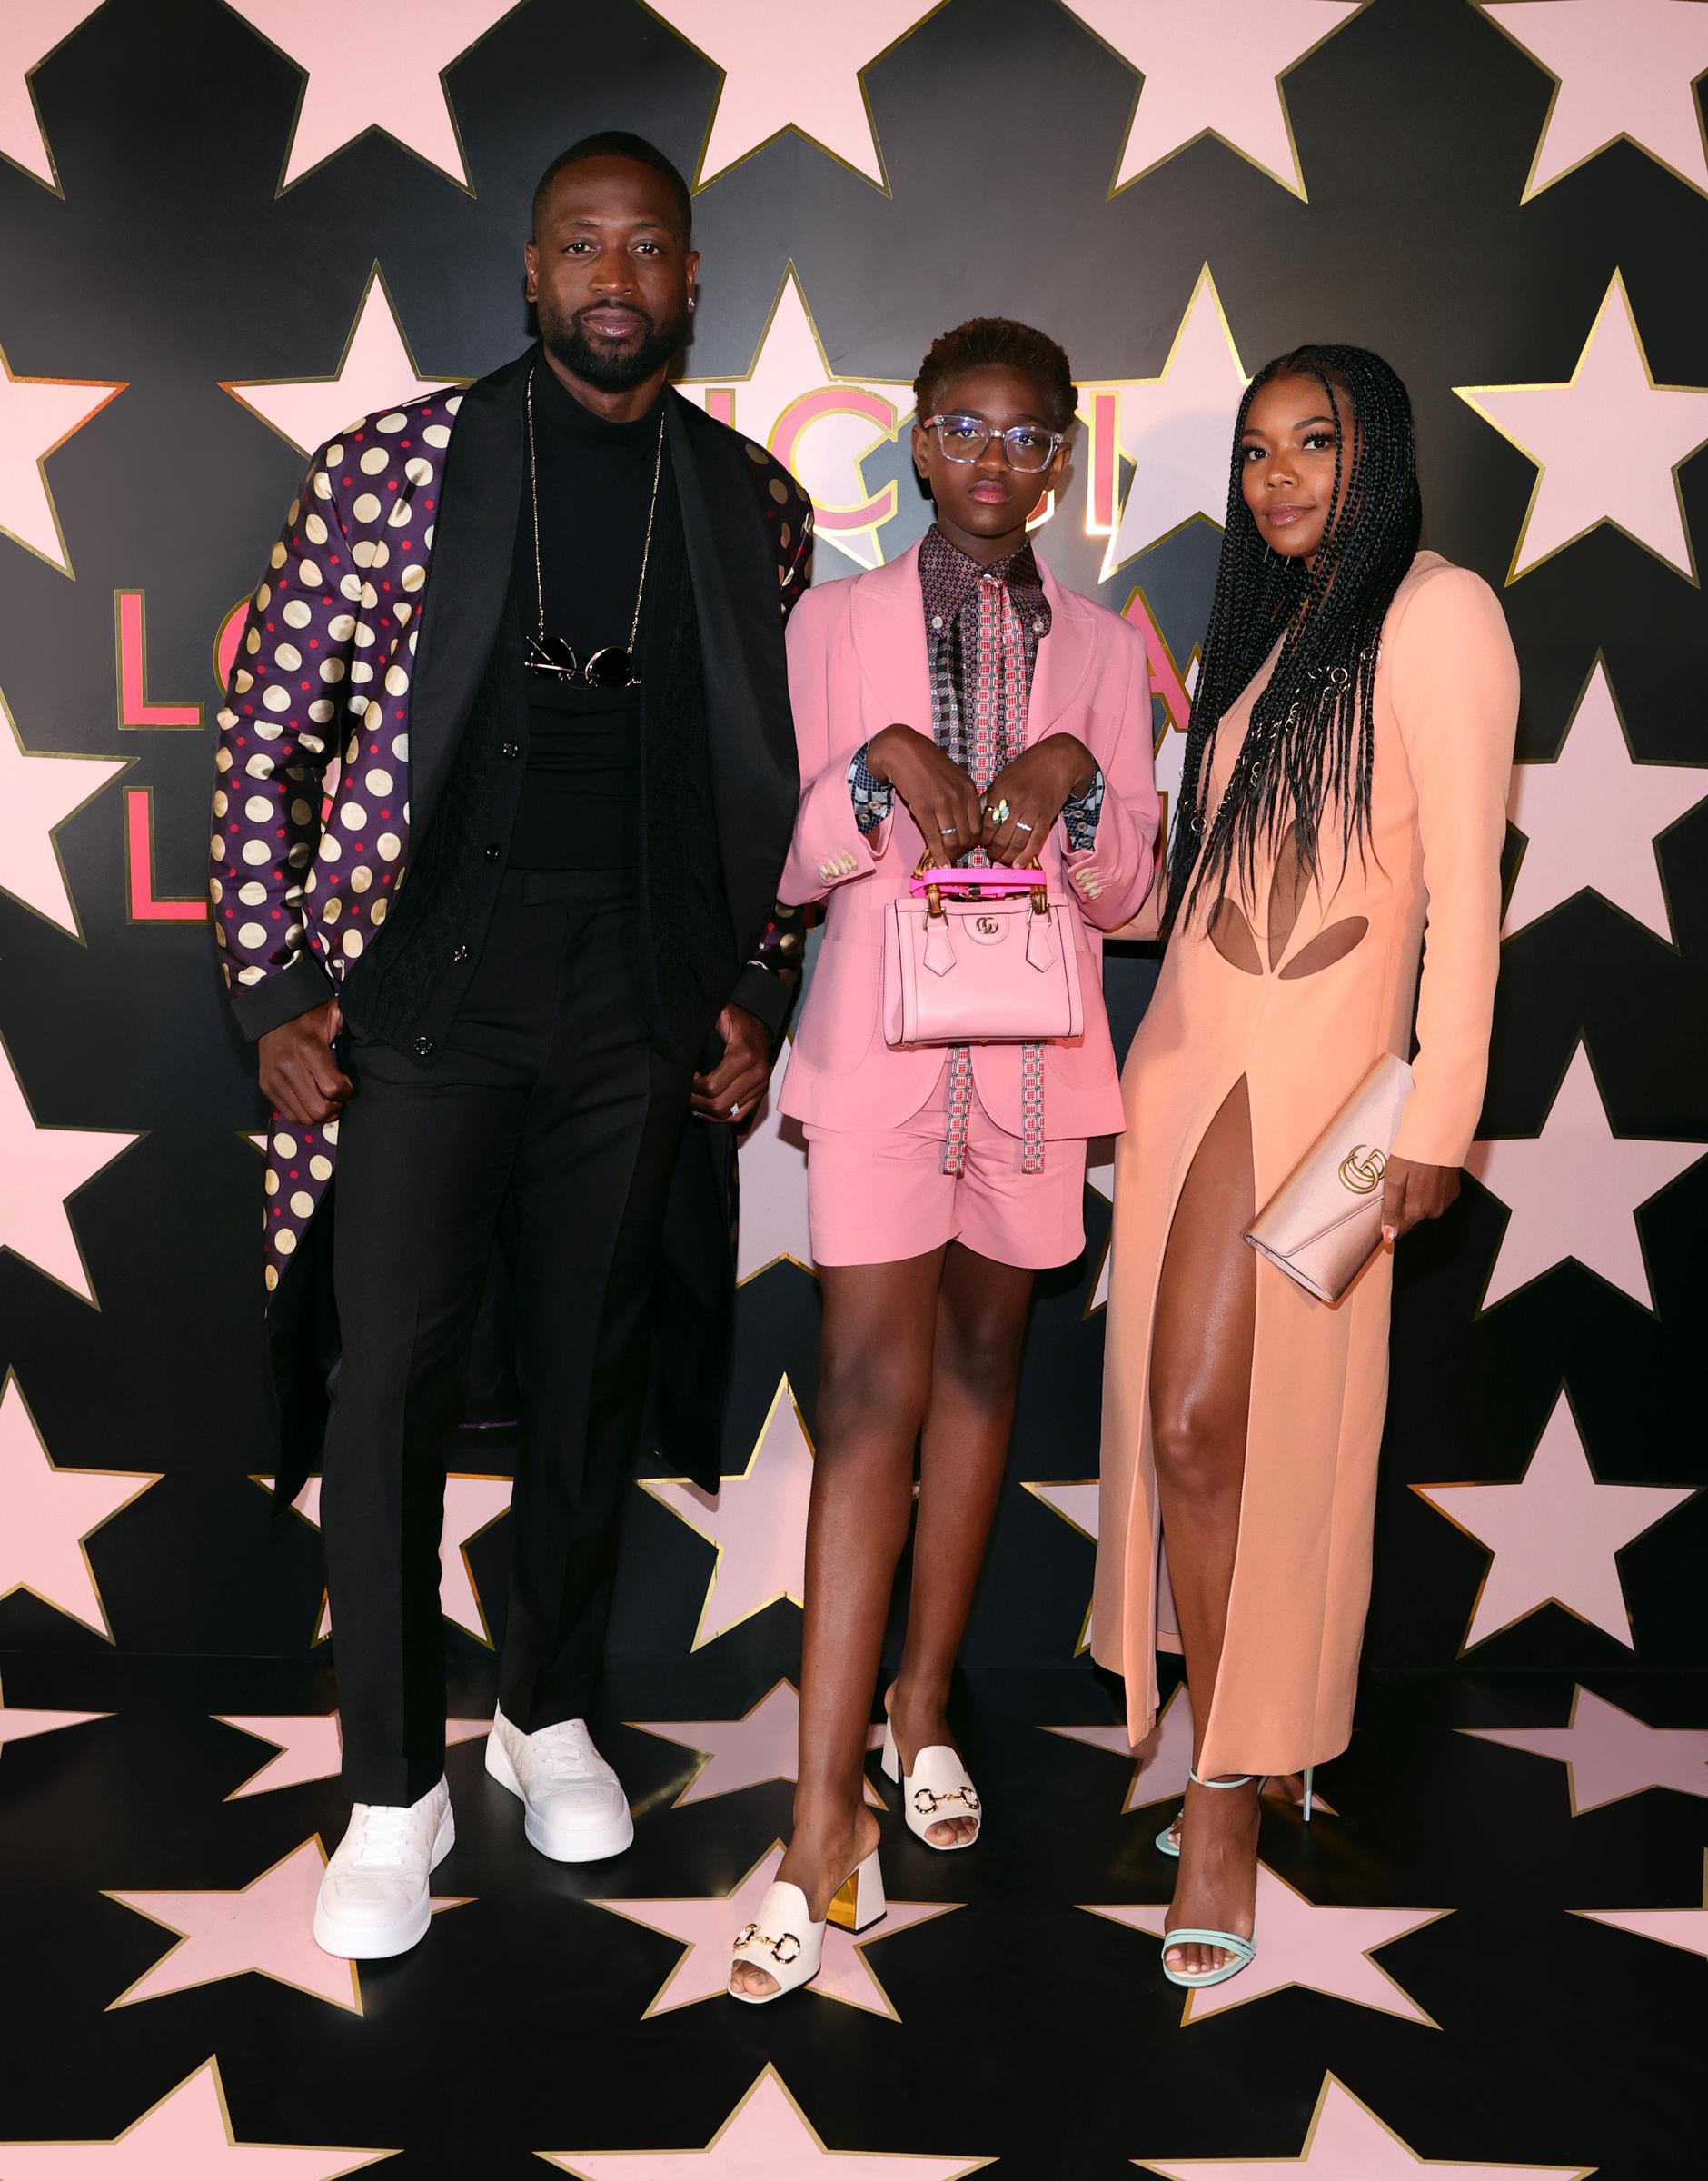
[984,797,1011,825]
[1014,818,1033,834]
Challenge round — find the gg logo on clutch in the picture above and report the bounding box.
[1337,1145,1387,1195]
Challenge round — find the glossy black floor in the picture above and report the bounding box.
[0,1656,1701,2178]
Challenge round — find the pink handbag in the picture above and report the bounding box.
[883,862,1086,1049]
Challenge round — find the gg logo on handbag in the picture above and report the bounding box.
[1337,1144,1387,1196]
[1245,1055,1415,1304]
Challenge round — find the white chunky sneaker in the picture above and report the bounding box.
[313,1776,453,1960]
[485,1708,634,1862]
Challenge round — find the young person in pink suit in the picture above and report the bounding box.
[729,320,1160,2003]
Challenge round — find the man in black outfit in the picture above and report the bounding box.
[210,136,811,1959]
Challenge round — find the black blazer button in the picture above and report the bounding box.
[413,1034,433,1059]
[452,943,470,964]
[501,742,520,759]
[483,842,500,861]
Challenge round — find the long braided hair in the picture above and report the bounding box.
[1162,345,1422,940]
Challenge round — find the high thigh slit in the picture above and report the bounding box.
[1147,1077,1256,1740]
[1092,553,1521,1776]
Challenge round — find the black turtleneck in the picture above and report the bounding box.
[508,361,683,872]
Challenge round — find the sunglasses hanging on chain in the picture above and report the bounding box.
[522,364,663,690]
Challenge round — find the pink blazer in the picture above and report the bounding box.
[778,541,1160,1140]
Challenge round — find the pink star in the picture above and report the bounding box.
[0,2055,395,2175]
[1475,0,1708,200]
[214,1712,491,1799]
[0,335,124,576]
[0,1373,158,1639]
[222,0,524,192]
[222,264,461,458]
[1456,270,1708,583]
[1059,1,1367,198]
[629,1679,884,1808]
[258,1473,511,1644]
[1081,265,1252,581]
[1504,655,1707,946]
[1467,1041,1705,1312]
[1415,1389,1694,1650]
[0,4,110,193]
[1137,2071,1591,2178]
[1574,1853,1708,1964]
[0,684,129,938]
[544,2063,990,2177]
[676,266,911,574]
[1092,1865,1446,2026]
[104,1838,470,2014]
[593,1840,958,2019]
[1044,1681,1195,1814]
[0,1039,139,1308]
[642,3,948,190]
[640,1378,814,1648]
[0,1669,108,1758]
[676,264,916,575]
[735,1041,814,1284]
[1460,1686,1708,1815]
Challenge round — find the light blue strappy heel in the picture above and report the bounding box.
[1158,1767,1267,1989]
[1155,1763,1315,1857]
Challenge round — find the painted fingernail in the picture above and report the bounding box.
[1382,1223,1396,1245]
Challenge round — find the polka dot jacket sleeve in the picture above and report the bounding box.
[210,393,453,1042]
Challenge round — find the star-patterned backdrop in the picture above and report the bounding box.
[1,5,1706,2173]
[1,0,1705,1712]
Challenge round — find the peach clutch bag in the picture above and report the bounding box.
[1244,1053,1415,1303]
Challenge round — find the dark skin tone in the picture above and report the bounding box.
[261,155,767,1129]
[1156,373,1453,1977]
[861,364,1097,866]
[731,364,1087,1997]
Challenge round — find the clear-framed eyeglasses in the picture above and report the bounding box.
[921,413,1064,473]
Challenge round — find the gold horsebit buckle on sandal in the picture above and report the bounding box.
[913,1784,981,1817]
[733,1923,800,1965]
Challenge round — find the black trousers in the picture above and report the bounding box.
[322,868,694,1806]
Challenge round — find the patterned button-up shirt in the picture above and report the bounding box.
[849,525,1103,844]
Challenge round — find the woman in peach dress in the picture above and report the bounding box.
[1092,346,1518,1990]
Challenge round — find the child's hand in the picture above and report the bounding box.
[866,725,983,864]
[980,737,1097,862]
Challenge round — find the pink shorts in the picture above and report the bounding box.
[804,1074,1087,1270]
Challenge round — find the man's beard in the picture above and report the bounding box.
[539,298,690,392]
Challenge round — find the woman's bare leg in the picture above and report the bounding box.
[1149,1077,1259,1978]
[889,1242,1035,1844]
[729,1250,942,1999]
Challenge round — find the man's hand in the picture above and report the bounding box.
[979,735,1097,863]
[258,999,352,1126]
[865,724,983,867]
[691,1004,770,1125]
[1380,1153,1460,1244]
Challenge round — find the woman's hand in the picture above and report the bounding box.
[979,736,1097,864]
[1380,1154,1460,1243]
[865,724,983,866]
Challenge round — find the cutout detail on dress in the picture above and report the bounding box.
[1208,899,1262,975]
[1277,916,1369,981]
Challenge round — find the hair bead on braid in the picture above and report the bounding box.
[1162,344,1423,941]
